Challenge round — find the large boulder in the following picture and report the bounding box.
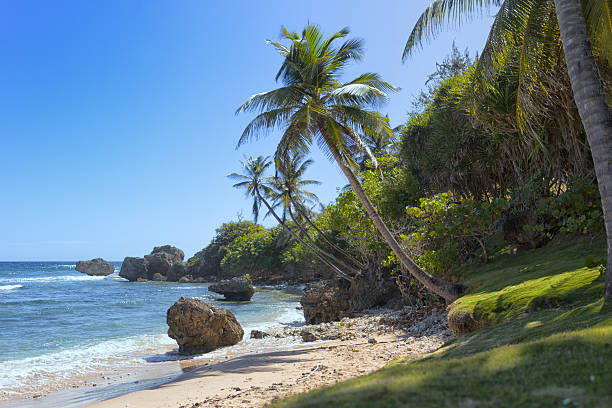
[208,277,255,301]
[166,297,244,354]
[144,245,184,279]
[119,257,147,282]
[300,280,350,324]
[76,258,115,276]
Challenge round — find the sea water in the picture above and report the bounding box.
[0,262,304,399]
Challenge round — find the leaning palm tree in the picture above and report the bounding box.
[404,0,612,299]
[270,152,365,272]
[237,24,466,302]
[228,155,353,281]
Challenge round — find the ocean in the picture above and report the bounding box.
[0,262,304,403]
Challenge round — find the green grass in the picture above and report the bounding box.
[272,237,612,408]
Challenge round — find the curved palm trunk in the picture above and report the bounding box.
[290,198,366,269]
[255,188,353,282]
[554,0,612,299]
[287,206,361,275]
[326,141,466,302]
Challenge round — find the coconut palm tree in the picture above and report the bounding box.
[270,152,365,271]
[228,155,353,281]
[404,0,612,299]
[237,24,466,302]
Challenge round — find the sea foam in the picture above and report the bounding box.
[0,284,23,291]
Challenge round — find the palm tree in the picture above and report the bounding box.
[404,0,612,299]
[237,24,466,302]
[228,155,353,281]
[270,152,365,272]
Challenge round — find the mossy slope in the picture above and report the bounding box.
[272,237,611,408]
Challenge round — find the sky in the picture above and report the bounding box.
[0,1,494,261]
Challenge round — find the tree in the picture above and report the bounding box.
[404,0,612,299]
[237,24,466,302]
[228,155,353,281]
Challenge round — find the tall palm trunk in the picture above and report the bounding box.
[554,0,612,299]
[287,206,361,275]
[325,140,466,302]
[255,187,353,282]
[290,198,366,269]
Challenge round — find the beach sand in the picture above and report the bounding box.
[88,307,450,408]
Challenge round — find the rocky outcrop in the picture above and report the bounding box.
[166,297,244,354]
[300,280,350,324]
[250,330,269,339]
[119,245,185,282]
[208,277,255,301]
[76,258,115,276]
[119,257,147,281]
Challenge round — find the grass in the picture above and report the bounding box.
[272,236,612,408]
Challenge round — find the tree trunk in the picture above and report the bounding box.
[287,206,361,276]
[255,188,353,282]
[554,0,612,299]
[325,141,466,302]
[290,198,366,269]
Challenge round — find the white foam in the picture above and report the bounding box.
[0,334,176,390]
[0,275,106,284]
[0,285,22,291]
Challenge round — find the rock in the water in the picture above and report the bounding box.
[250,330,269,339]
[208,277,255,301]
[178,275,193,283]
[300,280,349,324]
[119,257,147,282]
[166,297,244,354]
[166,263,186,282]
[152,273,167,282]
[75,258,114,276]
[151,245,184,264]
[144,245,184,280]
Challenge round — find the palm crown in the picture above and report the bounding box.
[236,24,397,168]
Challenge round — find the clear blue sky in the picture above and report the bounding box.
[0,1,493,261]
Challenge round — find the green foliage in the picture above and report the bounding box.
[220,227,287,275]
[185,257,199,268]
[403,194,507,276]
[191,221,263,278]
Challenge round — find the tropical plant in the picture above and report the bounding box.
[228,155,353,281]
[404,0,612,298]
[237,25,466,301]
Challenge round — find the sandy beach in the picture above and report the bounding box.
[87,307,450,408]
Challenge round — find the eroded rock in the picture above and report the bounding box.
[166,297,244,354]
[208,277,255,301]
[119,257,147,282]
[300,280,349,324]
[76,258,114,276]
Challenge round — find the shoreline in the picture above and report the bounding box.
[90,307,450,408]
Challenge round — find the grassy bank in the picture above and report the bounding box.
[272,237,612,407]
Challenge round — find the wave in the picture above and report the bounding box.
[0,284,23,291]
[0,275,107,284]
[0,333,176,390]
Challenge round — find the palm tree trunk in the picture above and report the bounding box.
[287,206,361,275]
[554,0,612,299]
[290,198,366,269]
[255,188,353,282]
[325,140,466,302]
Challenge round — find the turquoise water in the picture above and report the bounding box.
[0,262,303,396]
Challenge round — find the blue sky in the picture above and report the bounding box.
[0,1,494,261]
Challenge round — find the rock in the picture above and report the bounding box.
[119,257,148,282]
[300,280,349,324]
[179,275,193,283]
[250,330,269,339]
[208,277,255,301]
[144,246,183,280]
[151,245,184,264]
[75,258,114,276]
[300,331,317,342]
[152,273,167,282]
[368,338,377,344]
[166,263,186,282]
[166,297,244,354]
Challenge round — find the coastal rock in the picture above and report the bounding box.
[300,330,317,342]
[119,257,147,282]
[250,330,269,339]
[208,277,255,301]
[144,245,184,280]
[166,263,186,282]
[166,297,244,354]
[152,273,167,282]
[179,275,193,283]
[300,280,349,324]
[75,258,114,276]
